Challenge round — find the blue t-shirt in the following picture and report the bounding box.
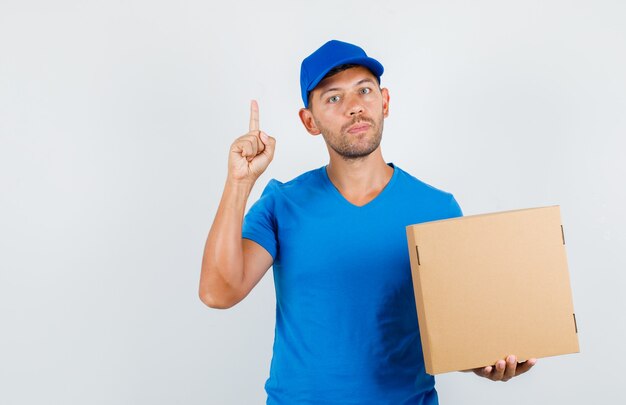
[242,163,462,405]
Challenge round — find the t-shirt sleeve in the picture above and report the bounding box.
[242,179,280,260]
[448,194,463,218]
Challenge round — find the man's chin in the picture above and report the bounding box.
[334,143,381,160]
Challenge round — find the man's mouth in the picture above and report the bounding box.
[346,122,371,134]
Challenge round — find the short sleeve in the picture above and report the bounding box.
[242,179,281,260]
[449,194,463,218]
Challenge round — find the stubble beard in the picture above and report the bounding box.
[317,114,385,161]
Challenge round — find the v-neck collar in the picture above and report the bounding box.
[321,162,398,209]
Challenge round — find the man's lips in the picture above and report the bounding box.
[346,122,371,134]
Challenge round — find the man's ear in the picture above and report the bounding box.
[381,88,390,118]
[299,108,322,135]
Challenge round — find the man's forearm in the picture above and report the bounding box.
[199,179,255,308]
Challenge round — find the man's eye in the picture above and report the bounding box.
[360,87,371,95]
[328,95,340,103]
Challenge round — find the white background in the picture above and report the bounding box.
[1,0,625,403]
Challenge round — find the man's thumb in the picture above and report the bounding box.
[260,132,276,155]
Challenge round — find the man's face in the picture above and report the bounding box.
[300,66,390,160]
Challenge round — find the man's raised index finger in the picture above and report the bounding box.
[249,99,260,132]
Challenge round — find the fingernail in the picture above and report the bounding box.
[260,132,269,142]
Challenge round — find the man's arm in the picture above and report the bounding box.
[199,100,276,309]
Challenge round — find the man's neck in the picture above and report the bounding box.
[325,148,394,206]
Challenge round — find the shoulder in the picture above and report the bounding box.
[260,166,326,198]
[393,165,455,199]
[391,164,463,217]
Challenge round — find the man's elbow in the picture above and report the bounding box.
[198,289,240,309]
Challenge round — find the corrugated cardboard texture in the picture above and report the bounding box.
[406,206,579,375]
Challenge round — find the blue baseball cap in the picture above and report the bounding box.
[300,40,384,108]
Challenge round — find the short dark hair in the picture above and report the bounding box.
[324,63,362,79]
[307,64,380,108]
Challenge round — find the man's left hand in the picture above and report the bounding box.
[465,355,537,382]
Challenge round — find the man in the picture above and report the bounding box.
[199,40,536,404]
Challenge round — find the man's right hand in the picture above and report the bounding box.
[228,100,276,183]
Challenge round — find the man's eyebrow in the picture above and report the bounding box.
[318,87,341,99]
[355,78,377,86]
[317,78,378,100]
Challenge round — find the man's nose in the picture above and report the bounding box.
[346,95,364,116]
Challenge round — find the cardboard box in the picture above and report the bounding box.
[405,206,579,375]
